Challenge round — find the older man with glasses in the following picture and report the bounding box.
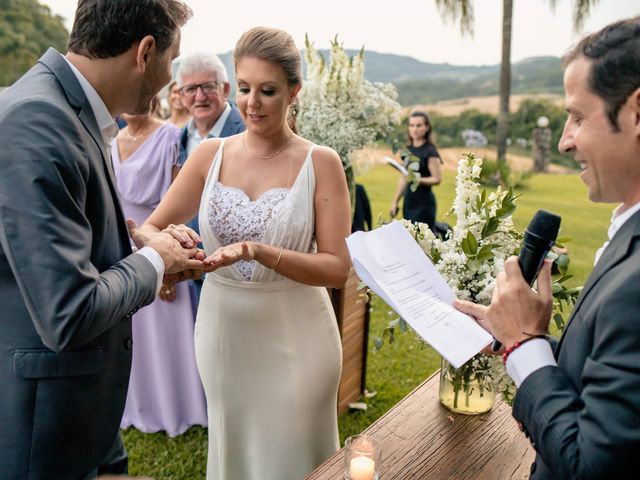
[175,53,245,166]
[174,53,245,303]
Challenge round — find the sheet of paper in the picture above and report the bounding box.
[346,221,492,368]
[383,156,409,176]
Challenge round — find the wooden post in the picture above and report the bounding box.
[329,269,370,413]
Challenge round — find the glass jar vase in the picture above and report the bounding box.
[438,356,495,415]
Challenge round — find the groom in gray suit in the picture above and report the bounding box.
[457,16,640,479]
[0,1,197,479]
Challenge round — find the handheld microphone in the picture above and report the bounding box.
[491,209,561,352]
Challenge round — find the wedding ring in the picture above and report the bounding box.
[168,224,176,229]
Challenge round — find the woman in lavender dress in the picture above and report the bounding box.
[111,104,207,437]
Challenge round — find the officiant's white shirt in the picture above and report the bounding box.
[507,200,640,387]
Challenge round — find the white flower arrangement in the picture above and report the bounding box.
[398,153,522,404]
[297,36,401,165]
[377,152,580,406]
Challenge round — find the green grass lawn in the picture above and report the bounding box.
[124,162,614,479]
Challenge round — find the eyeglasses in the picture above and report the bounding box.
[179,81,219,97]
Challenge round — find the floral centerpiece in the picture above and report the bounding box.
[297,36,401,208]
[377,153,579,413]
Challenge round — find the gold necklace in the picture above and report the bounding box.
[242,131,293,160]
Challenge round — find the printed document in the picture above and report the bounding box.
[346,221,492,368]
[383,156,409,176]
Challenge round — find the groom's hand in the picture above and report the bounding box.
[127,220,206,274]
[163,249,212,285]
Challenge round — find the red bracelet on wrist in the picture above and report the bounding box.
[502,335,548,365]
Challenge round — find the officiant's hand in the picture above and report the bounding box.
[483,257,553,348]
[127,220,207,274]
[453,299,504,355]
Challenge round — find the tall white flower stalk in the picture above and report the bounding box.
[297,36,401,167]
[402,153,521,305]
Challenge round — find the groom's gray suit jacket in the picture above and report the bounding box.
[513,209,640,479]
[0,48,157,479]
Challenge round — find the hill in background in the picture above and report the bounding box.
[394,56,563,105]
[216,50,562,107]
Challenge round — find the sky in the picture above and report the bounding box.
[41,0,638,66]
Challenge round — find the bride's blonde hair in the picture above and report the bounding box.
[233,27,302,87]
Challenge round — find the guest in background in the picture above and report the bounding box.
[389,111,442,229]
[175,53,246,304]
[352,183,372,232]
[112,98,207,437]
[176,52,245,166]
[167,80,190,128]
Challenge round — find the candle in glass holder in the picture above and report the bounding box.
[349,455,375,480]
[344,434,381,480]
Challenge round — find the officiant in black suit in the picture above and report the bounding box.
[456,16,640,479]
[0,1,206,479]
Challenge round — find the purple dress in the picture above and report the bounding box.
[112,123,207,436]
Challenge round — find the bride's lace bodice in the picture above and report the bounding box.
[199,139,316,283]
[208,182,289,281]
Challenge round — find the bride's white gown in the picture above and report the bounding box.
[195,139,342,479]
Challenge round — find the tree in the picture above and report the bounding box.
[0,0,68,86]
[434,0,597,170]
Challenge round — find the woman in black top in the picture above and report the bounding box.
[390,111,442,228]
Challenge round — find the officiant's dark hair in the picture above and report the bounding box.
[563,16,640,132]
[68,0,192,59]
[233,27,302,87]
[406,111,434,146]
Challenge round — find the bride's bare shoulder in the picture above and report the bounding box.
[308,144,343,177]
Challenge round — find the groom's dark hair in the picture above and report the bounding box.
[68,0,192,59]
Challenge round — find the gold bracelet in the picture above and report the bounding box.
[272,246,284,271]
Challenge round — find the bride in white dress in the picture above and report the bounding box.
[141,27,351,479]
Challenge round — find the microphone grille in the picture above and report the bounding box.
[528,209,561,241]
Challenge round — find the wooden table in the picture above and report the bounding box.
[307,372,535,479]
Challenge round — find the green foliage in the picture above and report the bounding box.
[479,157,531,189]
[396,149,421,192]
[434,109,498,147]
[548,245,582,332]
[0,0,68,85]
[123,427,207,479]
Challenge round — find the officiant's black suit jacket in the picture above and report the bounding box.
[513,209,640,479]
[0,49,157,479]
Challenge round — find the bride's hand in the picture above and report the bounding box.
[204,242,255,270]
[163,250,211,285]
[162,223,201,248]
